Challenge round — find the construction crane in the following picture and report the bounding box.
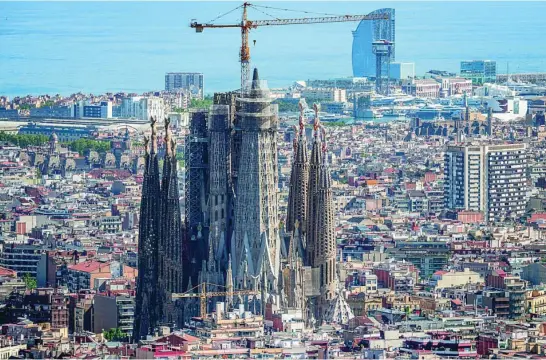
[190,2,390,94]
[172,282,259,318]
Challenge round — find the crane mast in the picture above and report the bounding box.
[190,2,390,93]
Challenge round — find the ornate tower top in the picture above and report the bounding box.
[150,117,158,154]
[313,103,320,132]
[298,100,305,133]
[164,117,173,157]
[143,136,150,155]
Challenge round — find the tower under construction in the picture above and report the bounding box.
[231,69,281,310]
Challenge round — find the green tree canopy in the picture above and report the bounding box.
[190,98,213,109]
[103,328,127,342]
[0,132,49,147]
[22,273,37,290]
[68,138,111,155]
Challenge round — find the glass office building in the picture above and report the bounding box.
[352,8,395,78]
[460,60,497,85]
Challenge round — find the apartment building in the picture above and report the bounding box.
[444,142,528,222]
[165,72,204,99]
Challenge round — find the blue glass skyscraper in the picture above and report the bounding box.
[352,8,395,78]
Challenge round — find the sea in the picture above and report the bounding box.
[1,1,546,98]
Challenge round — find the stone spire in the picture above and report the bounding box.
[157,117,185,327]
[286,100,309,236]
[305,104,322,267]
[134,117,161,341]
[304,105,338,321]
[313,126,337,308]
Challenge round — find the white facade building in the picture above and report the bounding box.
[301,88,347,103]
[474,83,516,98]
[120,97,164,121]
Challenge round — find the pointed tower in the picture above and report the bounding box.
[133,117,161,341]
[286,101,309,236]
[305,106,338,322]
[158,118,184,326]
[306,104,323,267]
[232,68,280,306]
[312,125,338,316]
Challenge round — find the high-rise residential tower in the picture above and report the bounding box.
[352,8,395,78]
[165,72,204,99]
[444,142,528,222]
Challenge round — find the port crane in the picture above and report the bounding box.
[190,2,390,93]
[172,282,259,318]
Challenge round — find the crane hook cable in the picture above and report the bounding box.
[206,4,244,24]
[250,4,342,17]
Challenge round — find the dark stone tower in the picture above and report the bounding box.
[184,110,209,290]
[158,118,184,327]
[133,118,161,341]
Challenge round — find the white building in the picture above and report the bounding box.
[120,96,164,121]
[474,83,516,98]
[301,88,347,103]
[444,142,528,222]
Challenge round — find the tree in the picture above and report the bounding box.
[190,98,213,109]
[0,132,49,147]
[68,138,111,155]
[103,327,127,342]
[22,273,37,290]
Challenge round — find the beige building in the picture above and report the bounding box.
[430,268,483,289]
[0,343,26,360]
[526,289,546,316]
